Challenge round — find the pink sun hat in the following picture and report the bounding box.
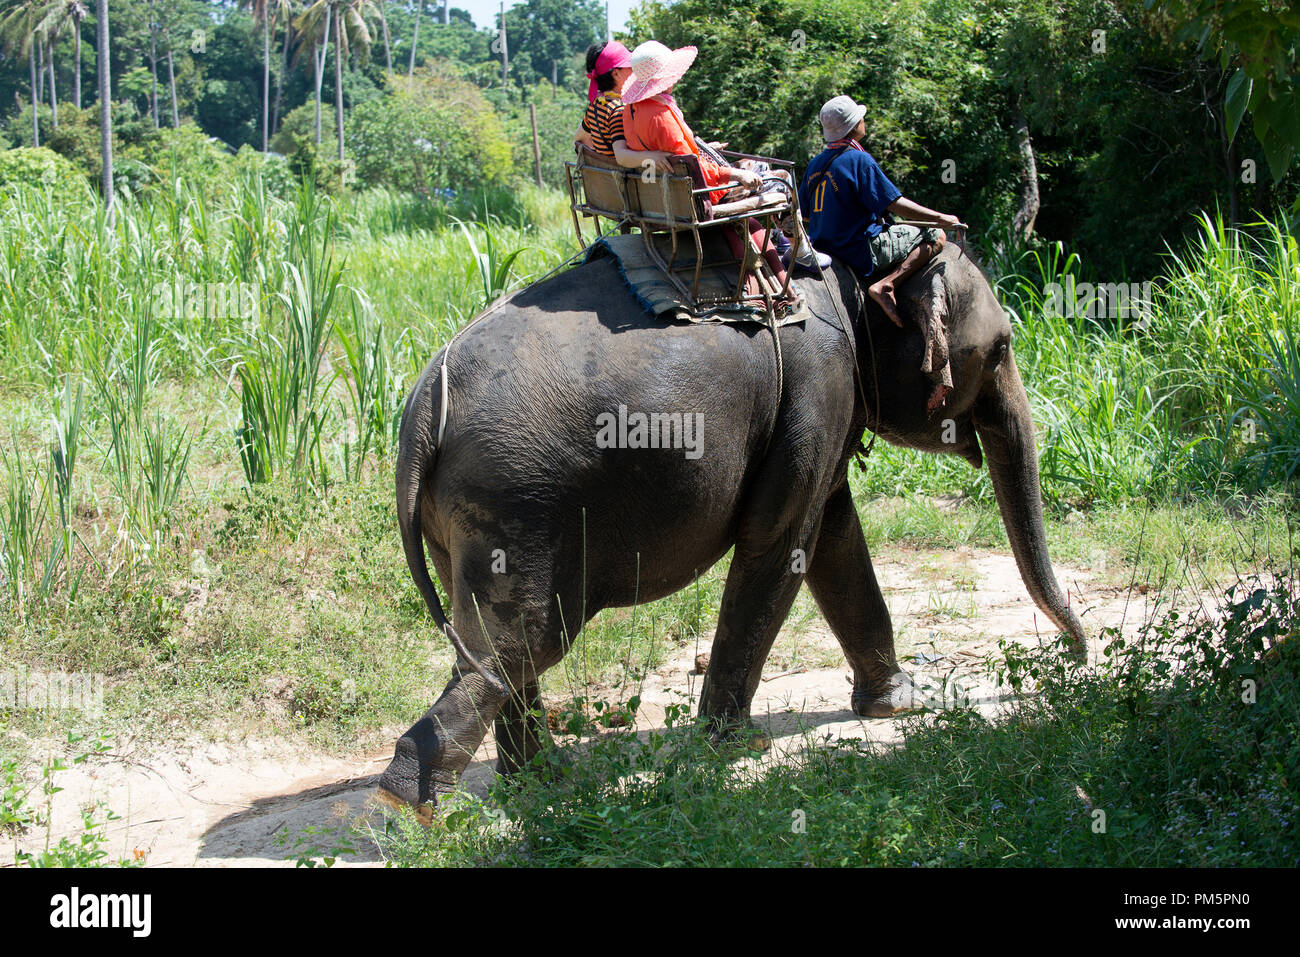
[620,40,699,105]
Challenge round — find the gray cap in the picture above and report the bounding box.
[819,95,866,142]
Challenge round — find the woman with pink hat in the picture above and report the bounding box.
[619,40,799,293]
[620,41,829,278]
[574,40,675,173]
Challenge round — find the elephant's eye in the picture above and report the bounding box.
[991,340,1008,366]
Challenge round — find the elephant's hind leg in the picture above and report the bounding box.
[699,513,822,735]
[380,561,582,812]
[494,678,548,775]
[804,482,914,717]
[378,571,517,813]
[377,666,509,815]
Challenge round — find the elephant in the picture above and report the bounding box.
[376,241,1085,814]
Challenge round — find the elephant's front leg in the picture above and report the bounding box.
[804,481,914,716]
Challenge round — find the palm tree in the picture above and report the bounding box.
[271,0,298,138]
[408,0,422,76]
[372,0,390,73]
[299,0,371,161]
[296,0,333,146]
[240,0,279,151]
[95,0,111,215]
[164,28,178,126]
[147,3,158,128]
[334,1,374,160]
[34,0,89,114]
[0,0,42,144]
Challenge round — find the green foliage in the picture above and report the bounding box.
[234,181,343,488]
[499,83,586,190]
[627,0,1294,278]
[126,123,239,189]
[500,0,605,87]
[1147,0,1300,184]
[346,68,512,193]
[5,731,143,868]
[0,145,87,198]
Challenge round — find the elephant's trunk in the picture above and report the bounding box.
[973,351,1086,653]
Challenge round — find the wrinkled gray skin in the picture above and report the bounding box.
[377,244,1085,811]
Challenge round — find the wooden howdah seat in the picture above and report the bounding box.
[565,144,801,319]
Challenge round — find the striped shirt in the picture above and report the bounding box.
[581,92,626,155]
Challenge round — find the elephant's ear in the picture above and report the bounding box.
[913,268,953,414]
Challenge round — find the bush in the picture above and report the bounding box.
[499,84,587,191]
[128,124,238,189]
[269,103,345,193]
[346,68,513,195]
[0,147,89,202]
[233,146,297,200]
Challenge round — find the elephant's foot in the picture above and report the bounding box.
[375,736,456,825]
[851,670,919,718]
[705,717,772,753]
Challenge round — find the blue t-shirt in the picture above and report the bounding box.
[798,146,902,277]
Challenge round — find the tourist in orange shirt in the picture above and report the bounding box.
[619,41,796,292]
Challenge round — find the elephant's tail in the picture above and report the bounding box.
[396,366,506,696]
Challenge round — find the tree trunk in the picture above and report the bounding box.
[382,15,392,73]
[168,48,178,127]
[499,1,507,88]
[29,43,39,147]
[444,0,449,26]
[149,27,159,129]
[97,0,114,217]
[314,7,332,146]
[1205,70,1240,227]
[409,0,421,76]
[48,37,58,129]
[334,14,345,162]
[262,14,270,150]
[530,102,542,187]
[37,38,43,103]
[1011,107,1039,240]
[273,21,290,136]
[74,21,82,110]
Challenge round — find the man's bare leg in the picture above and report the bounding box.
[869,231,946,327]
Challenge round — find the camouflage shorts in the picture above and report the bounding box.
[869,224,944,271]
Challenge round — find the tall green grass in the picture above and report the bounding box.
[0,173,571,618]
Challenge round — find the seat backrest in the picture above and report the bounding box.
[575,146,712,226]
[575,145,639,219]
[636,153,712,224]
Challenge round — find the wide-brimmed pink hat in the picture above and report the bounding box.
[620,41,698,105]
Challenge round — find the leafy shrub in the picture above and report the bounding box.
[128,124,237,189]
[0,147,88,200]
[233,146,297,200]
[346,69,512,195]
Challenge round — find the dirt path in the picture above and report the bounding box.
[4,548,1205,867]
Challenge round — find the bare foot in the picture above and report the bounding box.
[869,280,905,328]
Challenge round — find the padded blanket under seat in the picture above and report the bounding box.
[585,233,808,326]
